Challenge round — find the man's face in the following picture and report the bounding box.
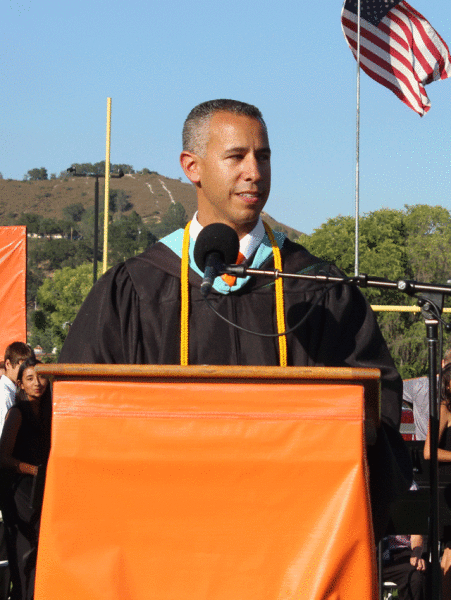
[5,359,24,383]
[182,112,271,239]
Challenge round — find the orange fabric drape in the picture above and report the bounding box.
[36,379,376,600]
[0,226,27,358]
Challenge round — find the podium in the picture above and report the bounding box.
[35,365,379,600]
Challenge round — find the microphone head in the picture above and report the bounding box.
[193,223,240,272]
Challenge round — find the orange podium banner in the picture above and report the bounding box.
[0,226,27,358]
[35,365,378,600]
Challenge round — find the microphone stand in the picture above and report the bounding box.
[223,264,451,296]
[222,264,451,600]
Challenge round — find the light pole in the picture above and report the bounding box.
[67,167,124,284]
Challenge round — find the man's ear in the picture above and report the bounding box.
[180,151,202,185]
[4,359,12,372]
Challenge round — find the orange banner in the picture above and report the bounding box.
[36,379,377,600]
[0,226,27,358]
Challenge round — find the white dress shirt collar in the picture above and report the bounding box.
[189,213,265,261]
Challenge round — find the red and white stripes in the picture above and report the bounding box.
[341,1,451,116]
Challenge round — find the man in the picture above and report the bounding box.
[59,99,409,538]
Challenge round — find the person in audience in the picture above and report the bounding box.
[404,349,451,440]
[0,343,34,600]
[424,363,451,599]
[382,531,428,600]
[0,358,51,600]
[0,343,35,432]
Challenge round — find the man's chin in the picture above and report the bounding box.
[230,213,262,237]
[240,204,266,225]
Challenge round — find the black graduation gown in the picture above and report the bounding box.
[60,237,402,429]
[59,237,410,540]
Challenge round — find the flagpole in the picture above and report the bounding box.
[103,97,112,274]
[354,0,361,277]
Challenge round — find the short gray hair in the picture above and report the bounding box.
[182,99,267,156]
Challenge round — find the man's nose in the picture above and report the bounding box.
[242,154,262,181]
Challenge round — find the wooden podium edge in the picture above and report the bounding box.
[37,363,379,381]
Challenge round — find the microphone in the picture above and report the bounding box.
[193,223,240,297]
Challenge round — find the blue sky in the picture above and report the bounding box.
[2,0,451,234]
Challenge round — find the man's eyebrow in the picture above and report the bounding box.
[224,146,271,155]
[224,146,247,154]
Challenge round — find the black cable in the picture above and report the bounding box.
[203,279,346,338]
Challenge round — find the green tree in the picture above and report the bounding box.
[28,238,91,271]
[297,208,408,302]
[67,162,135,176]
[111,164,135,175]
[24,167,48,181]
[151,202,188,239]
[297,215,356,274]
[63,202,86,223]
[108,212,157,264]
[16,213,74,237]
[37,217,65,236]
[28,311,57,355]
[19,212,43,234]
[109,189,132,214]
[33,263,93,354]
[76,206,105,254]
[403,204,451,283]
[27,268,45,306]
[297,206,451,378]
[68,162,104,176]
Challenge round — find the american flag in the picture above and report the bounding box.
[341,0,451,116]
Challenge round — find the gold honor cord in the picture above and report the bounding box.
[180,221,192,366]
[180,221,287,367]
[263,221,287,367]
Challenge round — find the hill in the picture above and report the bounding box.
[0,174,303,239]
